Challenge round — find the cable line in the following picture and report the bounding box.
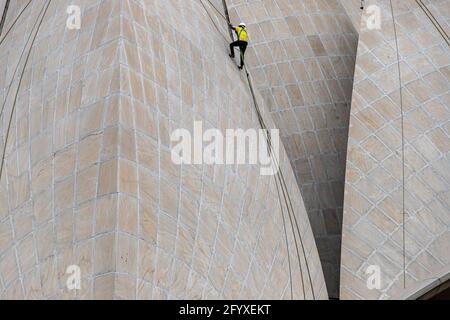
[245,64,306,299]
[198,0,304,299]
[246,68,316,299]
[198,0,228,43]
[0,0,52,182]
[204,0,227,21]
[199,0,318,299]
[0,0,33,46]
[0,0,11,37]
[0,0,47,130]
[221,0,235,41]
[415,0,450,47]
[223,0,317,299]
[273,158,294,299]
[220,0,305,298]
[221,0,316,299]
[389,0,407,290]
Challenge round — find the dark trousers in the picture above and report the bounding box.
[230,41,248,68]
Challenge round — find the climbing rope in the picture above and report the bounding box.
[415,0,450,46]
[273,157,294,299]
[217,0,317,299]
[0,1,47,130]
[0,1,46,125]
[0,0,52,182]
[245,67,316,300]
[198,0,316,299]
[198,0,228,43]
[388,0,449,291]
[222,2,308,298]
[245,65,306,299]
[0,0,10,36]
[0,0,33,46]
[389,0,407,290]
[220,0,235,41]
[204,0,227,21]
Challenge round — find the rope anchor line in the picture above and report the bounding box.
[0,0,52,182]
[389,0,407,290]
[198,0,317,300]
[0,0,11,37]
[415,0,450,46]
[246,69,316,300]
[198,0,228,42]
[0,0,33,46]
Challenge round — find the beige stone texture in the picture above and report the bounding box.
[340,0,450,300]
[0,0,327,300]
[3,0,447,301]
[227,0,359,297]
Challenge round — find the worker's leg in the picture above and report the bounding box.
[239,43,248,69]
[229,41,240,58]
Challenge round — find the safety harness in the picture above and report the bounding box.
[237,26,248,42]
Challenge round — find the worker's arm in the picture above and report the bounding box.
[228,24,235,30]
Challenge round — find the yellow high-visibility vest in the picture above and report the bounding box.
[235,26,248,42]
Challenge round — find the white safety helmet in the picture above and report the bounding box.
[239,22,246,28]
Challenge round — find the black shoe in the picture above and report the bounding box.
[239,66,243,70]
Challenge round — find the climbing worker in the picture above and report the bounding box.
[229,22,248,70]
